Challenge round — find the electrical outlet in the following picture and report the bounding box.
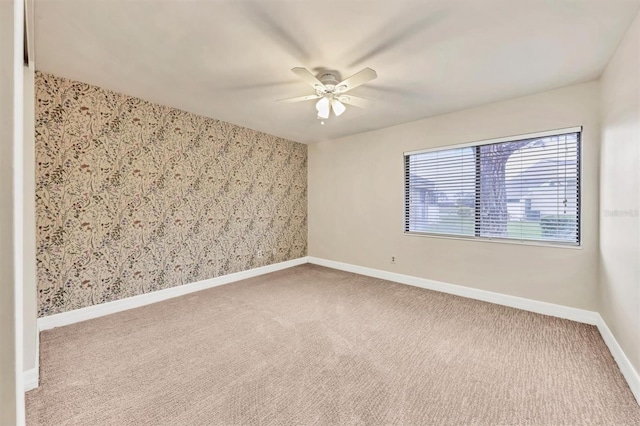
[257,250,263,258]
[391,256,396,264]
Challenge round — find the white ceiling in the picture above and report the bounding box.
[34,0,640,144]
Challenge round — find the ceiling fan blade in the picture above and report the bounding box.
[337,95,373,109]
[335,68,377,93]
[277,94,322,103]
[291,67,326,91]
[347,11,448,67]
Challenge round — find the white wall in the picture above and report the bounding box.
[23,0,37,379]
[600,10,640,374]
[309,81,600,310]
[0,0,20,423]
[23,63,37,376]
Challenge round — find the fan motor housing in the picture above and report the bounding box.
[319,73,340,91]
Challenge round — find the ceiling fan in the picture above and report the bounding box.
[278,67,377,120]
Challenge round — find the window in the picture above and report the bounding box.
[404,128,581,246]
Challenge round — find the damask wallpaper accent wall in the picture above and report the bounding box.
[35,71,307,317]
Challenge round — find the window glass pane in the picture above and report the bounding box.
[495,134,579,243]
[407,146,476,236]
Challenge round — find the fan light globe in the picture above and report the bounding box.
[316,97,330,119]
[331,99,346,116]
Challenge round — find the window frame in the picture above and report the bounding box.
[403,126,583,249]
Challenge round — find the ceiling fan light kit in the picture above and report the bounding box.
[278,67,377,121]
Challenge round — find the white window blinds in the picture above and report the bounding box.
[404,129,581,246]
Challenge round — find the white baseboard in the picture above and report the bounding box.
[23,368,38,392]
[308,257,600,325]
[23,316,40,392]
[596,314,640,405]
[38,257,309,331]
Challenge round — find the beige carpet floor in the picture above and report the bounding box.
[26,264,640,425]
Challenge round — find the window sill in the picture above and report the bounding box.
[403,231,583,250]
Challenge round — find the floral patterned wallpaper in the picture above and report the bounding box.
[35,72,307,317]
